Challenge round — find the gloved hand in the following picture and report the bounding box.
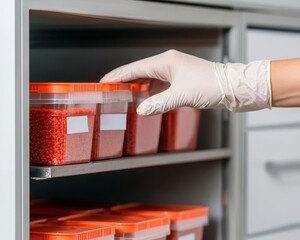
[100,50,272,115]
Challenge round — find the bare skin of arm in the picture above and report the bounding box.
[271,58,300,107]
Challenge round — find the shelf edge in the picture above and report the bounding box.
[30,148,231,179]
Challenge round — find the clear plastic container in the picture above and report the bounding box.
[30,222,115,240]
[159,107,201,152]
[123,83,162,155]
[92,83,132,160]
[30,83,97,165]
[111,204,208,240]
[61,213,170,240]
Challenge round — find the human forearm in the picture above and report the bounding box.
[271,58,300,107]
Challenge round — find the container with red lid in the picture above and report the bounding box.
[92,83,132,160]
[159,107,201,152]
[111,204,208,240]
[123,83,162,155]
[30,83,97,165]
[61,213,170,240]
[30,222,115,240]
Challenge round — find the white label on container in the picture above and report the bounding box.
[179,233,196,240]
[100,114,127,130]
[67,116,88,134]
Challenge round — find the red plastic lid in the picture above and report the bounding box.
[30,83,98,93]
[96,83,131,92]
[62,213,170,233]
[131,83,150,92]
[30,223,115,240]
[112,204,208,222]
[30,82,131,93]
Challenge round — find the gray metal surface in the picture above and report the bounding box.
[26,0,238,27]
[0,0,28,240]
[239,11,300,240]
[31,160,224,240]
[152,0,300,16]
[22,1,240,240]
[30,148,231,179]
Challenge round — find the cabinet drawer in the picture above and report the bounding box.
[247,128,300,234]
[248,227,300,240]
[246,109,300,127]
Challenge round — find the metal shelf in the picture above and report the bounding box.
[26,0,237,28]
[30,148,231,179]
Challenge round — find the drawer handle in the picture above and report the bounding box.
[266,160,300,173]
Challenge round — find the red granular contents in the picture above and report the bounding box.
[30,108,95,165]
[168,227,203,240]
[92,130,125,160]
[159,107,201,152]
[92,104,125,160]
[124,103,162,155]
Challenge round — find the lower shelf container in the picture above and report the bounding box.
[61,213,170,240]
[30,222,115,240]
[111,203,208,240]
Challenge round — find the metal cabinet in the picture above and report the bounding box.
[3,1,300,240]
[1,1,243,240]
[246,28,300,128]
[248,227,300,240]
[247,128,300,234]
[243,14,300,239]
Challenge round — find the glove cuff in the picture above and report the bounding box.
[213,60,272,112]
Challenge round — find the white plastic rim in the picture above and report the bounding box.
[30,92,132,104]
[171,217,208,232]
[115,225,170,240]
[94,235,115,240]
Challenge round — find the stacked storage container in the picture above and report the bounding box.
[159,108,201,151]
[30,82,133,165]
[112,204,208,240]
[61,213,171,240]
[30,83,97,165]
[124,83,162,155]
[30,222,115,240]
[92,83,132,160]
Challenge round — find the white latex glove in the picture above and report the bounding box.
[100,50,272,115]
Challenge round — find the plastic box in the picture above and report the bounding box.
[61,213,170,240]
[111,204,208,240]
[124,83,162,155]
[159,107,201,152]
[30,222,115,240]
[92,83,132,160]
[30,83,97,165]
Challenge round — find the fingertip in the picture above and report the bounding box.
[136,104,150,116]
[99,73,113,82]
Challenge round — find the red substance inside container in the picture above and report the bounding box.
[92,130,125,160]
[168,228,203,240]
[30,108,95,165]
[124,103,162,155]
[92,104,125,160]
[159,107,200,151]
